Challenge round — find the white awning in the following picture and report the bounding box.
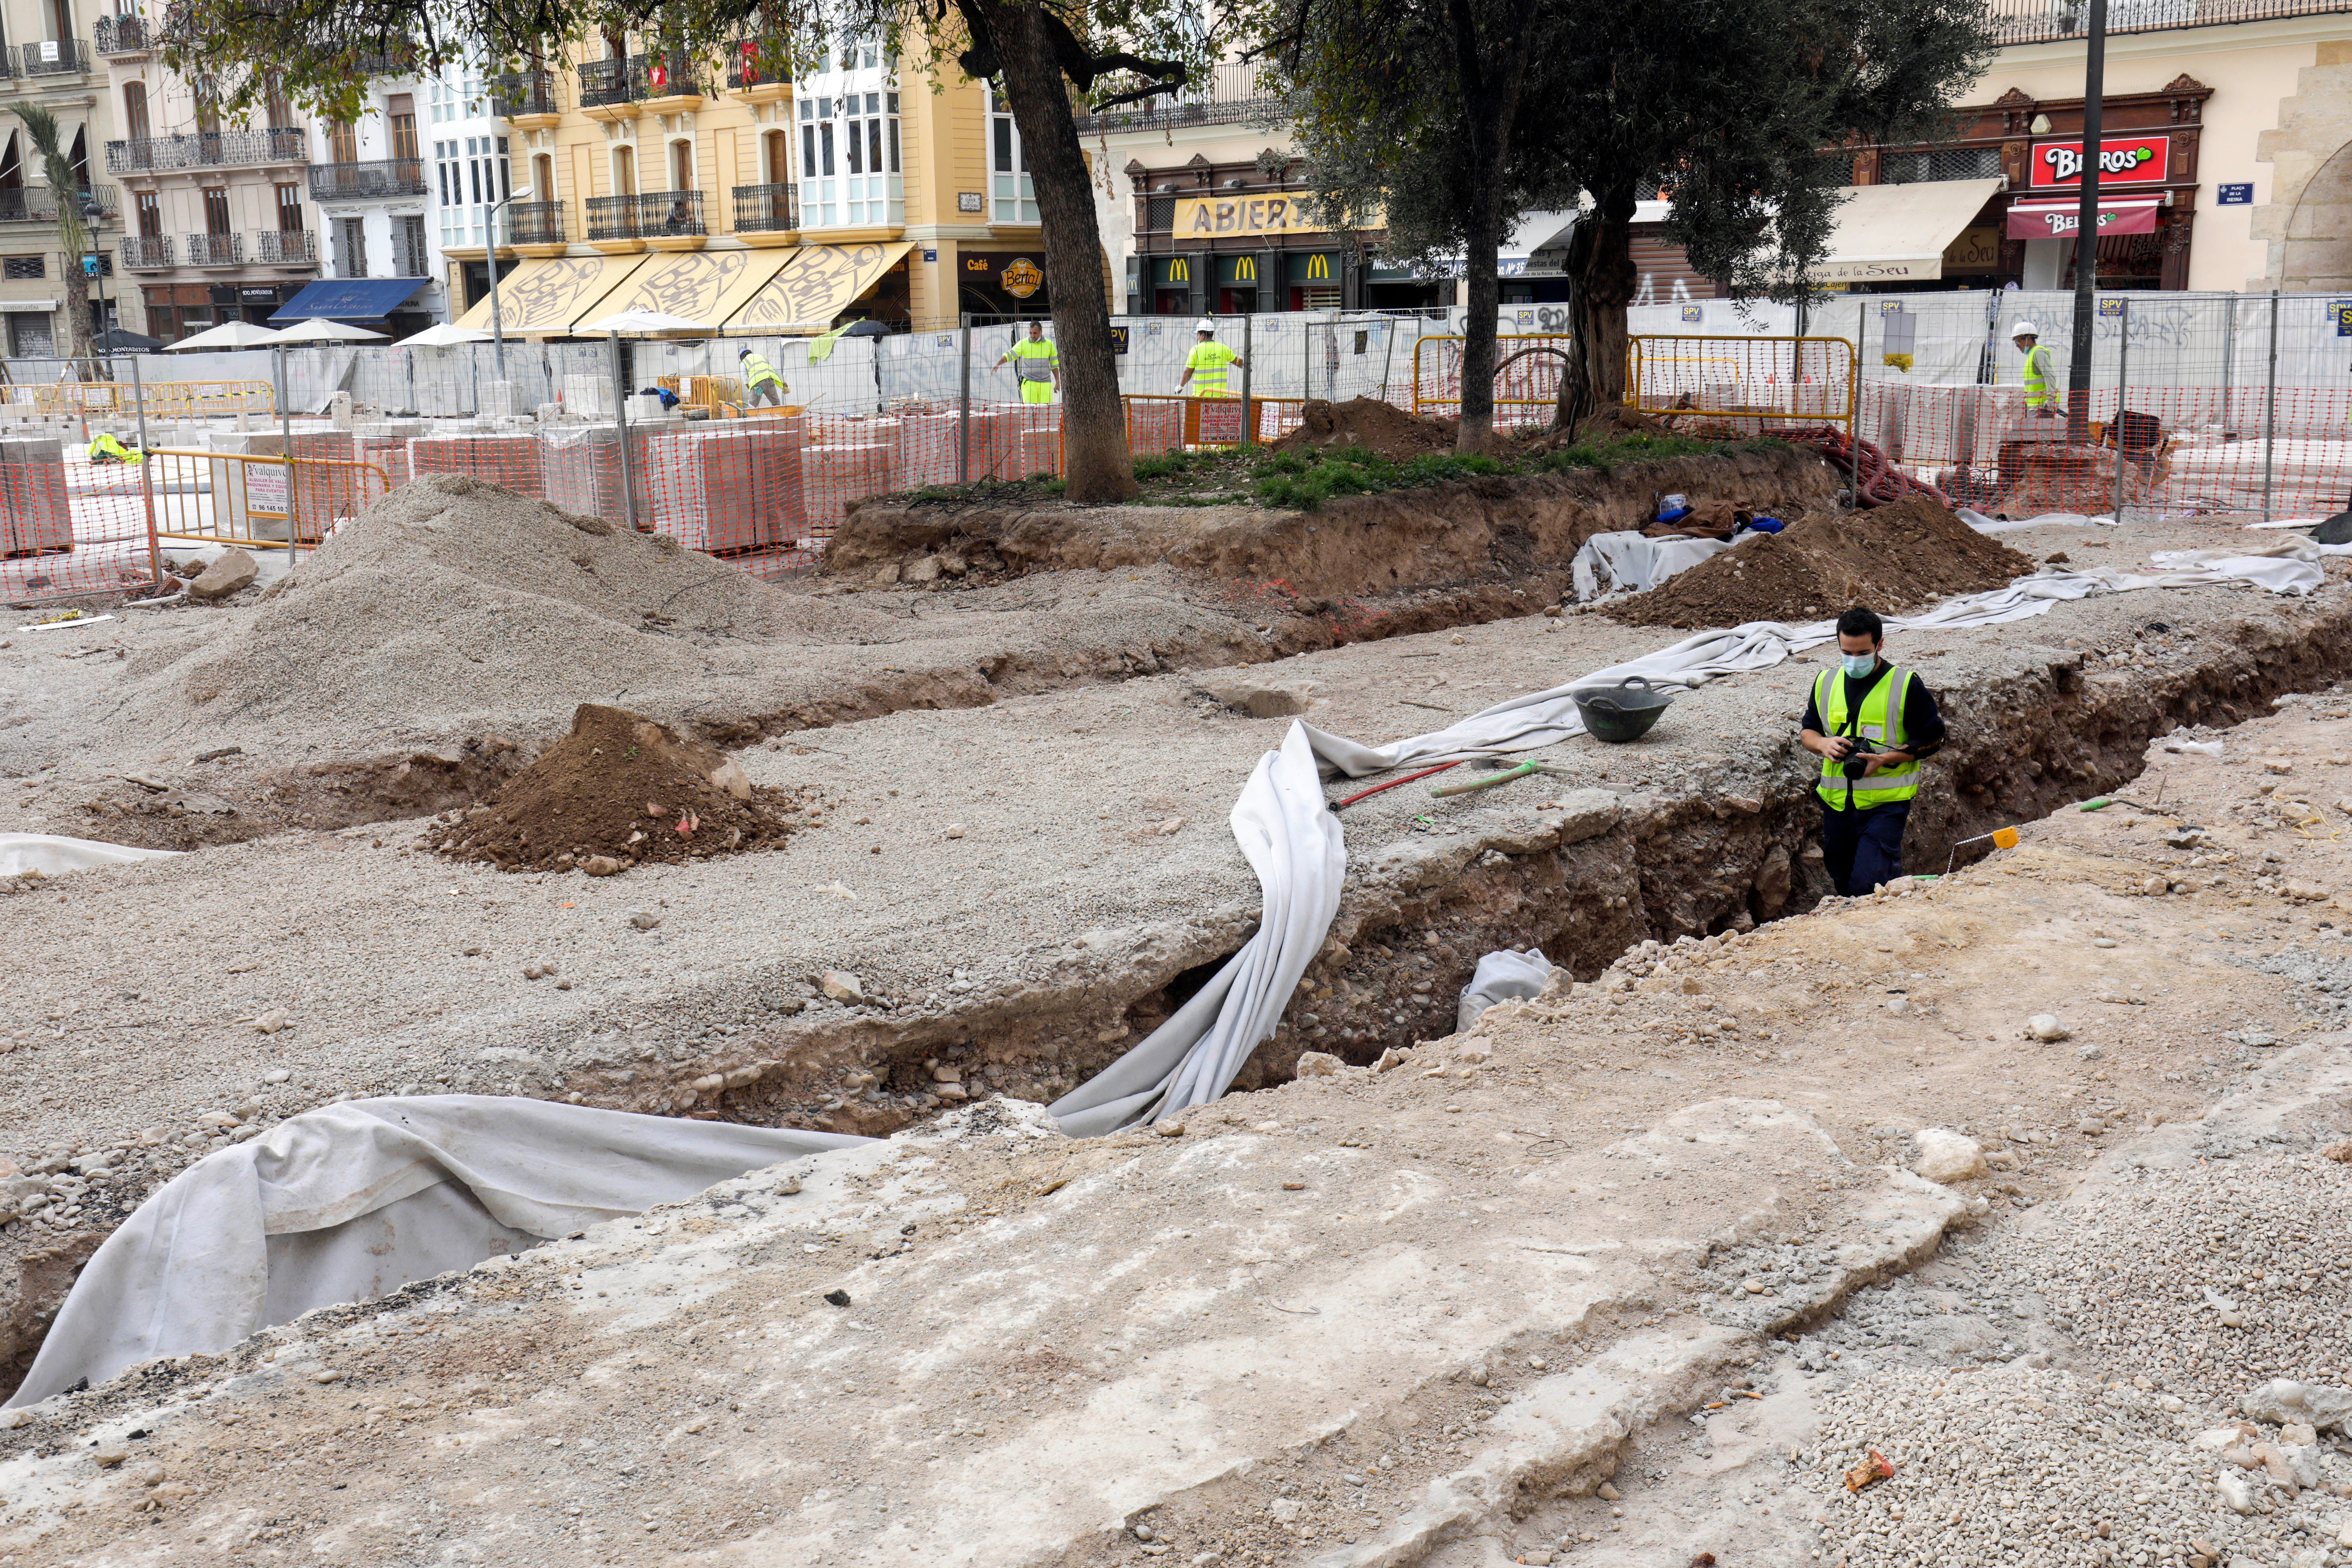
[1795,178,2003,283]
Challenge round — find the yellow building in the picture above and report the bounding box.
[457,33,1063,336]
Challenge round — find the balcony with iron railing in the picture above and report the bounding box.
[578,50,704,108]
[577,56,643,107]
[585,189,706,241]
[253,229,317,264]
[12,38,90,76]
[730,182,798,233]
[1073,61,1277,134]
[1987,0,2352,38]
[185,232,240,266]
[727,38,790,90]
[0,183,119,223]
[491,70,560,118]
[93,15,148,54]
[505,199,566,245]
[309,159,427,200]
[120,234,173,269]
[105,127,308,173]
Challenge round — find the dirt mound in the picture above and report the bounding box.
[1272,397,1457,460]
[107,474,902,755]
[429,703,797,873]
[1604,496,2036,629]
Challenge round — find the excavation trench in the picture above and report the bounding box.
[490,576,2352,1135]
[5,552,2345,1403]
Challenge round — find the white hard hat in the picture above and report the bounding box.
[1195,318,1217,333]
[2010,321,2039,337]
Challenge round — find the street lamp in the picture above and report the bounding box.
[80,194,107,373]
[487,183,533,386]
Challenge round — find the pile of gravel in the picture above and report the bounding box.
[102,475,869,754]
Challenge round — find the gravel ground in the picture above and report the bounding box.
[10,698,2352,1567]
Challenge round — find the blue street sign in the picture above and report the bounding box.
[2217,183,2253,205]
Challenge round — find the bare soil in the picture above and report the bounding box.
[1603,496,2038,629]
[1270,396,1460,460]
[428,704,800,874]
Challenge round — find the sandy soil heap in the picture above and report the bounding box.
[428,703,799,874]
[1271,396,1459,460]
[106,475,829,749]
[1605,496,2037,628]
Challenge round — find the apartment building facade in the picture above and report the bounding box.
[463,30,1067,339]
[298,66,441,335]
[0,0,121,358]
[96,5,320,341]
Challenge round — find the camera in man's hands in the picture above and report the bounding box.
[1838,737,1887,778]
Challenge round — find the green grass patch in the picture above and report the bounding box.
[1247,434,1792,511]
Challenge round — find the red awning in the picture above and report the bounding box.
[2006,198,2161,241]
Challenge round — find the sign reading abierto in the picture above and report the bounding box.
[2029,136,2170,188]
[1173,195,1328,239]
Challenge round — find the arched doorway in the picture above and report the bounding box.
[2282,137,2352,290]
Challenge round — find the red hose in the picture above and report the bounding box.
[1331,760,1463,811]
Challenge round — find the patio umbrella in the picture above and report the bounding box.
[399,322,491,348]
[580,309,713,337]
[164,320,286,351]
[94,327,163,352]
[271,318,387,343]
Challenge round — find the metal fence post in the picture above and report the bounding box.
[277,345,298,566]
[1240,314,1254,446]
[610,331,638,534]
[2219,293,2237,436]
[2261,289,2280,524]
[958,314,971,484]
[127,350,159,588]
[2113,297,2129,524]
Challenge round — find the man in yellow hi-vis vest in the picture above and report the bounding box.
[87,430,141,464]
[736,345,787,407]
[993,321,1059,403]
[1178,318,1244,398]
[1799,606,1948,895]
[2011,321,2058,418]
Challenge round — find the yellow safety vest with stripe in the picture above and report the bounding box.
[1007,337,1058,380]
[2020,343,2056,408]
[1813,664,1921,811]
[1186,339,1239,397]
[740,352,782,391]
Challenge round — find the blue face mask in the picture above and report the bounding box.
[1841,652,1877,679]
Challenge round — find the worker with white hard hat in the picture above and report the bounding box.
[2010,321,2058,418]
[1178,317,1245,399]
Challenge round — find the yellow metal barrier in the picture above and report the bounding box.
[139,448,392,551]
[1625,335,1856,436]
[1410,334,1573,417]
[15,379,276,419]
[1122,394,1311,453]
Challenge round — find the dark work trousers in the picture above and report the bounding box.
[1819,799,1911,895]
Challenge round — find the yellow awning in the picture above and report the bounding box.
[569,248,798,330]
[455,255,651,335]
[726,241,912,334]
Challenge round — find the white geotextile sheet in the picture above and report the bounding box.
[1457,947,1558,1032]
[1569,530,1737,602]
[1046,726,1346,1136]
[7,1097,862,1407]
[0,833,181,877]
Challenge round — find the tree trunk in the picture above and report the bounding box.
[54,206,94,379]
[982,0,1138,504]
[1555,196,1636,431]
[1455,194,1502,453]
